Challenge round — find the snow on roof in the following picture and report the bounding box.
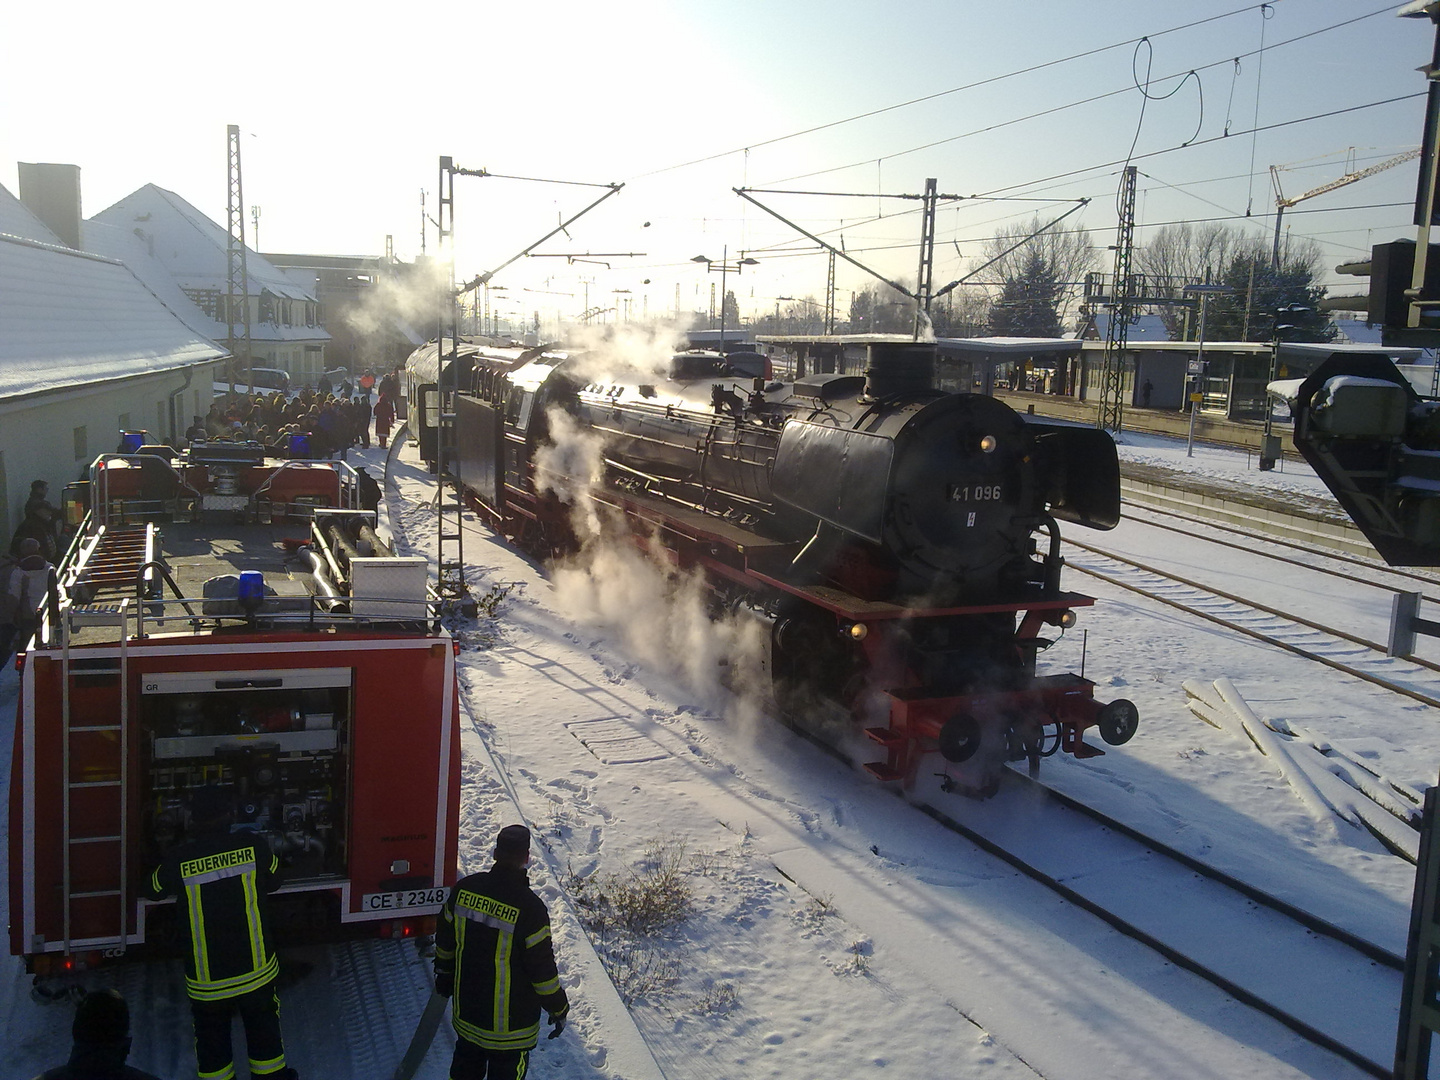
[937,336,1082,353]
[88,184,317,303]
[0,182,64,246]
[84,192,329,347]
[1085,312,1171,341]
[1333,318,1383,345]
[0,232,226,399]
[83,217,230,344]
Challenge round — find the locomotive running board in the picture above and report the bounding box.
[749,570,1095,622]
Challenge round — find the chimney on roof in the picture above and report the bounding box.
[17,162,82,249]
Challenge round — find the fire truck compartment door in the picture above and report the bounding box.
[140,667,352,694]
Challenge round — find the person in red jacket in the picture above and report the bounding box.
[373,392,395,450]
[144,788,296,1080]
[434,825,569,1080]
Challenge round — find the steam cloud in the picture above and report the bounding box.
[554,319,696,385]
[340,259,452,369]
[533,330,768,723]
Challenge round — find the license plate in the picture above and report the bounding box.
[361,886,448,913]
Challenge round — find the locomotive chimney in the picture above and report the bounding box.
[864,342,935,399]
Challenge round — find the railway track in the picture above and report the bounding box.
[767,709,1403,1079]
[1121,501,1440,600]
[1063,538,1440,710]
[916,769,1402,1079]
[388,434,1398,1078]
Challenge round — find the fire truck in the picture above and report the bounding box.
[7,440,461,977]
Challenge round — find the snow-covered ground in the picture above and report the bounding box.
[0,428,1426,1079]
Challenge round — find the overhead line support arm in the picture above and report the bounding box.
[455,183,625,296]
[933,199,1090,300]
[734,187,915,300]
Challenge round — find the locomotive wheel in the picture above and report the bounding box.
[938,712,981,763]
[1097,699,1139,745]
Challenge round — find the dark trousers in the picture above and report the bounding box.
[450,1037,530,1080]
[190,981,288,1079]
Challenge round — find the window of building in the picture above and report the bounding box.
[74,425,88,462]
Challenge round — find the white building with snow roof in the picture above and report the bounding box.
[86,184,330,385]
[0,183,226,542]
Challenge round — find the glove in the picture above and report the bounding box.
[547,1012,567,1040]
[435,972,454,998]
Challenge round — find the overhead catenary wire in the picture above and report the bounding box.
[975,94,1424,201]
[630,2,1286,183]
[760,4,1395,189]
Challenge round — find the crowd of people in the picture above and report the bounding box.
[193,370,400,460]
[3,369,402,666]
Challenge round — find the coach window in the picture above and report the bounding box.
[516,391,535,429]
[505,387,524,424]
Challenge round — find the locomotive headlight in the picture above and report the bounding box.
[846,622,870,641]
[979,434,997,454]
[1057,609,1078,629]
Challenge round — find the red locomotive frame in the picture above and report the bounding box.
[8,445,461,975]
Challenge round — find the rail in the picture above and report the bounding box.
[1064,541,1440,711]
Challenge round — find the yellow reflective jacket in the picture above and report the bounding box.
[145,831,281,1001]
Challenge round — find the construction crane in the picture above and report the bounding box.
[1270,148,1421,269]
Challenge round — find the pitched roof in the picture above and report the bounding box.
[1081,313,1172,342]
[85,184,329,346]
[0,182,64,246]
[0,232,226,399]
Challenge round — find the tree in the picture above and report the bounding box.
[1204,242,1336,343]
[988,250,1063,337]
[722,289,740,329]
[1134,222,1263,339]
[979,215,1095,333]
[846,284,913,333]
[930,288,990,338]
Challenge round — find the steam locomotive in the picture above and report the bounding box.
[413,338,1137,796]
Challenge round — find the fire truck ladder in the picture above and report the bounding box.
[54,525,159,953]
[60,597,133,955]
[67,524,158,604]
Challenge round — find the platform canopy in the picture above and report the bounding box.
[935,336,1083,355]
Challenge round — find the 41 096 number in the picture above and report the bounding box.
[947,484,1003,503]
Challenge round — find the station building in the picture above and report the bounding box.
[0,179,226,542]
[84,184,331,386]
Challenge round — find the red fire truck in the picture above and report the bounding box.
[8,441,461,977]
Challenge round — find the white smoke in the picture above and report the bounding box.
[557,318,696,385]
[340,258,451,344]
[913,305,937,343]
[533,396,769,725]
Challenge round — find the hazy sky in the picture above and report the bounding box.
[1,1,1429,326]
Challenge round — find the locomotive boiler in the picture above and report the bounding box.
[437,338,1137,796]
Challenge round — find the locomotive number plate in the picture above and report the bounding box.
[947,484,1003,502]
[361,887,449,912]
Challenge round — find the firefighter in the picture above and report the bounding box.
[435,824,569,1080]
[144,787,297,1080]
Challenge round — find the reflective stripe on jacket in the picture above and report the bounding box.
[435,864,568,1051]
[145,833,282,1001]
